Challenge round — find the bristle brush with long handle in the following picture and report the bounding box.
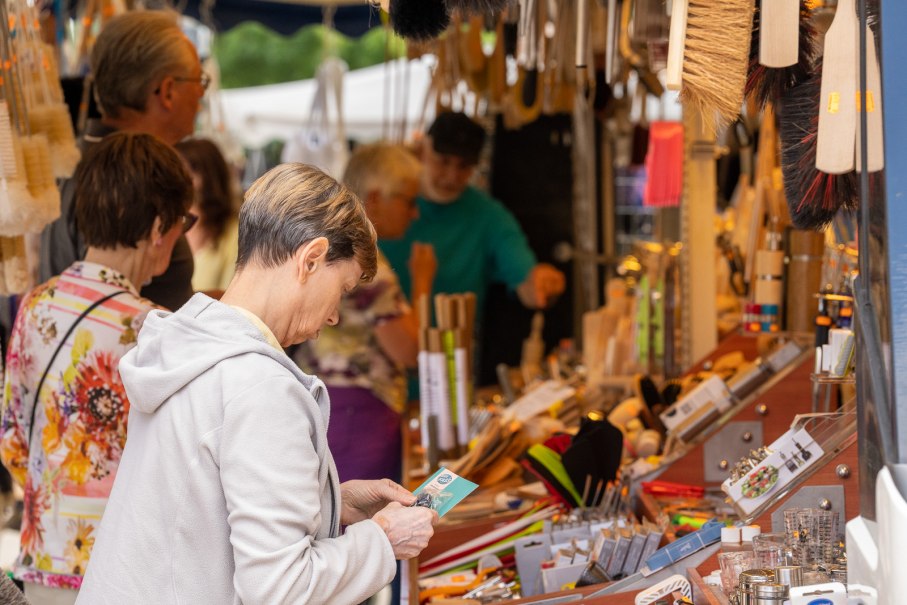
[746,0,817,109]
[666,0,753,126]
[778,61,859,230]
[816,0,857,174]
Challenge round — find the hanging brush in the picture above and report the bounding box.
[666,0,754,128]
[746,0,817,109]
[444,0,513,16]
[778,61,859,231]
[815,0,857,174]
[388,0,451,41]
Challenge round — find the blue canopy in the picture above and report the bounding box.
[181,0,379,36]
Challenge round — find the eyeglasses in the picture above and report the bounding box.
[172,72,211,91]
[181,212,199,234]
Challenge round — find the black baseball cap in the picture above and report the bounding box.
[427,112,486,164]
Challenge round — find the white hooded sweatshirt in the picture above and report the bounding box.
[76,294,396,605]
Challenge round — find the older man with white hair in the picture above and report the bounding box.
[40,10,207,311]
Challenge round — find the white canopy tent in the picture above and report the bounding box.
[214,56,435,149]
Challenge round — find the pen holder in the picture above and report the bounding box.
[783,507,839,569]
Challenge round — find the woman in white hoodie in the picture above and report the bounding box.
[76,164,437,605]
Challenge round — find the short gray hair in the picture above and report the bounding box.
[238,163,378,281]
[343,143,422,199]
[91,10,195,118]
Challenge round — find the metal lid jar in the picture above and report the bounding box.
[737,569,775,605]
[773,565,803,589]
[753,583,788,604]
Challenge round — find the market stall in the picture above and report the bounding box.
[0,0,905,603]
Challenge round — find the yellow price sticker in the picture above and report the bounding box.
[827,92,840,114]
[856,91,876,112]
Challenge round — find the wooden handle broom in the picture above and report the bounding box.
[816,0,857,174]
[666,0,754,127]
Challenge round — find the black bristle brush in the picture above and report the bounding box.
[389,0,451,41]
[443,0,514,16]
[745,0,818,109]
[778,60,859,231]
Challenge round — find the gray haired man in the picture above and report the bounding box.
[40,10,206,310]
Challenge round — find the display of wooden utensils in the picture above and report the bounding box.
[421,1,596,130]
[417,292,476,469]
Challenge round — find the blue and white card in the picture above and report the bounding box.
[413,467,479,518]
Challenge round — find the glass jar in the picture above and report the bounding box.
[752,532,793,568]
[718,551,756,597]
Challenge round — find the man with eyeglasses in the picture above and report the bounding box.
[40,10,207,311]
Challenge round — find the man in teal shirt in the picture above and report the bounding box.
[379,112,565,331]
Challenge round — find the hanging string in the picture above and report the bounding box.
[382,19,391,141]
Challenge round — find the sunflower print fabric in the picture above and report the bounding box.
[1,262,154,589]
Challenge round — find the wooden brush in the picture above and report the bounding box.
[666,0,754,127]
[746,0,818,109]
[816,0,857,174]
[389,0,451,40]
[778,61,859,230]
[759,0,800,68]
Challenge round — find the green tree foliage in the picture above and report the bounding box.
[214,23,406,89]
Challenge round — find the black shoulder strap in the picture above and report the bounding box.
[28,289,128,447]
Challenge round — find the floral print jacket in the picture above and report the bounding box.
[1,262,154,589]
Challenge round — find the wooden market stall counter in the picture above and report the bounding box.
[637,328,860,604]
[406,331,857,604]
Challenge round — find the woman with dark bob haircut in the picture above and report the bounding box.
[1,132,193,604]
[77,163,438,605]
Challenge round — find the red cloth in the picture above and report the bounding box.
[643,121,684,208]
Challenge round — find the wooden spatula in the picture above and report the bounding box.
[816,0,857,174]
[759,0,799,68]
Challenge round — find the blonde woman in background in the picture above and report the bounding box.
[175,138,241,295]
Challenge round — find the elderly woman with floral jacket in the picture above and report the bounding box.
[1,133,193,604]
